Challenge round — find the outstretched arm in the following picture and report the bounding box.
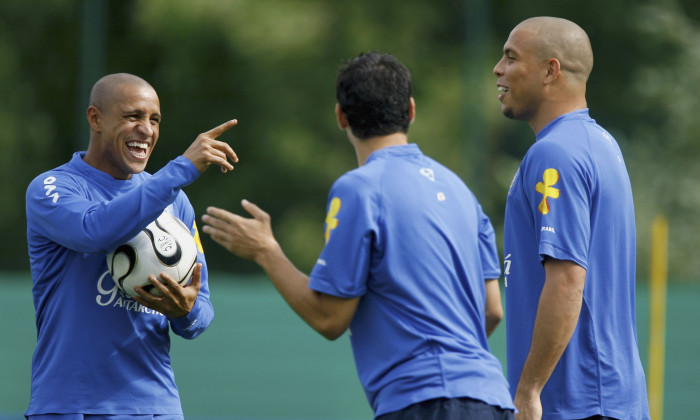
[202,200,359,340]
[26,119,240,254]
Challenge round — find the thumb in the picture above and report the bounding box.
[189,263,202,290]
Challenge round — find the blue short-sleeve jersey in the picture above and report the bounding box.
[504,110,650,419]
[309,144,513,417]
[25,152,214,416]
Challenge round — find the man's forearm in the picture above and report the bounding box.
[517,260,586,397]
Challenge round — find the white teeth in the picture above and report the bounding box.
[126,141,148,159]
[126,141,148,149]
[498,86,509,93]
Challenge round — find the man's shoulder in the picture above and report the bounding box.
[527,135,574,163]
[27,160,81,191]
[331,167,373,196]
[337,162,377,182]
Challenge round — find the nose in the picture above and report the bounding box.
[493,57,504,76]
[136,119,155,137]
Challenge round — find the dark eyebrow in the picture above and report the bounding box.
[122,109,162,120]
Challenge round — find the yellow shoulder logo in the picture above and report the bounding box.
[535,168,560,215]
[324,197,341,244]
[193,221,204,253]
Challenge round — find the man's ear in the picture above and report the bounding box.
[409,97,416,123]
[86,106,101,132]
[335,103,348,130]
[543,58,561,85]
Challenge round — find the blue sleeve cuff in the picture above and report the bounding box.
[172,155,200,186]
[169,297,204,333]
[540,241,588,270]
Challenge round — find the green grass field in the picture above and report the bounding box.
[0,272,697,419]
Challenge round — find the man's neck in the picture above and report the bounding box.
[530,88,588,134]
[530,103,587,135]
[353,132,409,166]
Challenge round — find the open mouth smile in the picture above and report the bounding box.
[126,141,149,159]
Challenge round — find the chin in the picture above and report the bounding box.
[130,163,149,175]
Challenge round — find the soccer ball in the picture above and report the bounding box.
[107,212,198,298]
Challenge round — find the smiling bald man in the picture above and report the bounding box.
[494,17,651,420]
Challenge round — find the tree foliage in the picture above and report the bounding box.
[2,0,699,280]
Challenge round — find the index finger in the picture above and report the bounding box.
[205,119,238,139]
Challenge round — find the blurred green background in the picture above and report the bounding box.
[3,0,700,278]
[2,0,699,418]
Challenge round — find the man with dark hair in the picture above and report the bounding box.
[335,53,413,138]
[25,73,238,419]
[201,52,515,419]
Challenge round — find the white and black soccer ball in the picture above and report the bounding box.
[107,212,198,298]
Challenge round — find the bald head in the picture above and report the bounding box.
[493,17,593,133]
[84,73,162,179]
[89,73,156,111]
[514,17,593,83]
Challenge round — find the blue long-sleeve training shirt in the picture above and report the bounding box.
[25,151,213,416]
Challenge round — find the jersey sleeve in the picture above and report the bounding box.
[524,141,591,268]
[168,192,214,339]
[308,174,378,298]
[26,156,200,254]
[477,206,501,280]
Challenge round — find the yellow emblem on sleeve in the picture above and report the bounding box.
[535,168,561,215]
[324,197,341,244]
[193,221,204,253]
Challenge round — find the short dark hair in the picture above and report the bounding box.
[336,52,412,140]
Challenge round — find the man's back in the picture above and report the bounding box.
[309,144,512,416]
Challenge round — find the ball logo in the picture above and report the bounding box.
[156,235,175,253]
[154,233,177,259]
[144,220,183,266]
